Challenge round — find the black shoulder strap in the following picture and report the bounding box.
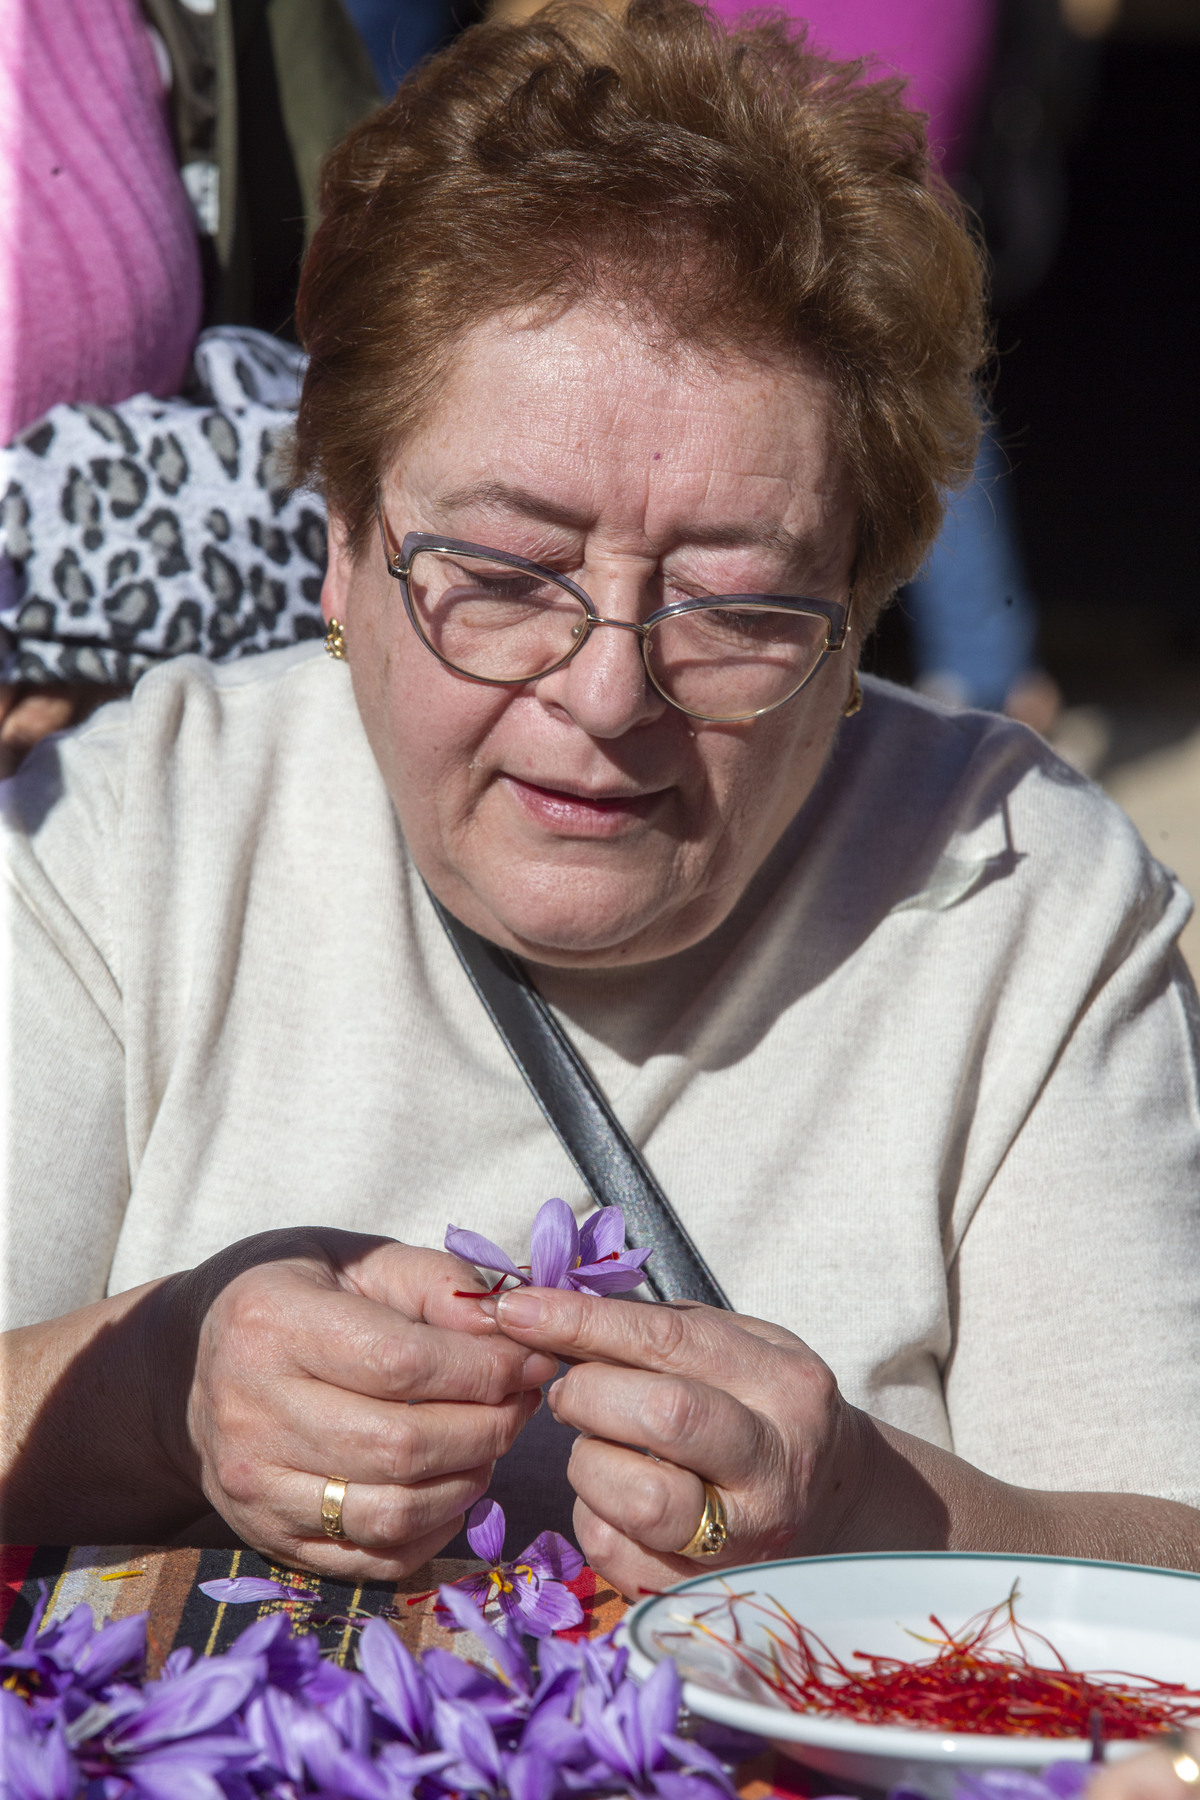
[428,892,731,1309]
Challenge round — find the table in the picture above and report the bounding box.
[1,1542,812,1799]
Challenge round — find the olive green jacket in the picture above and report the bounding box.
[140,0,380,332]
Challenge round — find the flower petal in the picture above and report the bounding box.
[74,1612,148,1686]
[434,1584,533,1692]
[444,1227,524,1280]
[0,1714,78,1800]
[358,1616,431,1746]
[124,1758,228,1800]
[520,1531,585,1584]
[433,1696,505,1788]
[528,1198,579,1289]
[466,1497,506,1565]
[1042,1766,1100,1800]
[197,1577,293,1605]
[577,1206,625,1264]
[41,1603,95,1673]
[660,1731,738,1795]
[580,1690,639,1784]
[112,1655,262,1750]
[513,1578,584,1638]
[569,1258,651,1295]
[637,1657,683,1764]
[507,1748,559,1800]
[651,1771,738,1800]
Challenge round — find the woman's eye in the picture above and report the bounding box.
[698,608,782,640]
[473,574,541,598]
[444,563,550,600]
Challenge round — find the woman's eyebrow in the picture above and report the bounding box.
[435,479,591,532]
[433,479,819,563]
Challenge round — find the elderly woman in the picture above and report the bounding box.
[2,0,1199,1593]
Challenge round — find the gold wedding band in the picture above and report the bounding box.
[1165,1735,1200,1787]
[677,1481,728,1558]
[320,1477,349,1541]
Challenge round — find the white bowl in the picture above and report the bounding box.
[624,1553,1200,1798]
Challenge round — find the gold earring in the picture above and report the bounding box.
[325,618,347,661]
[842,670,862,717]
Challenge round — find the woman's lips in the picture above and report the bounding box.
[503,775,667,836]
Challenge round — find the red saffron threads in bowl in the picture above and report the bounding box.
[671,1585,1200,1739]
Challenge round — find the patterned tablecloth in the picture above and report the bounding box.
[0,1543,816,1799]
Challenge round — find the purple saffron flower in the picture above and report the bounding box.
[285,1699,392,1798]
[433,1694,561,1800]
[581,1658,736,1800]
[436,1499,585,1639]
[2,1598,144,1697]
[538,1628,628,1703]
[430,1586,536,1706]
[445,1198,652,1297]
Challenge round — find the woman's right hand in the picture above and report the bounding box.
[154,1229,557,1577]
[0,1228,550,1574]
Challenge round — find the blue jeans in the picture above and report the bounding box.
[905,428,1038,712]
[343,0,455,92]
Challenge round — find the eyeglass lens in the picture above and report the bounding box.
[406,549,830,720]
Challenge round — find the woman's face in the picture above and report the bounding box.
[323,304,859,967]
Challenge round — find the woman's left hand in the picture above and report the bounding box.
[482,1286,869,1597]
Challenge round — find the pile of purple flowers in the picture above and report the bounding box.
[0,1577,738,1800]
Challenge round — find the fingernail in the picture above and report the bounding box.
[547,1378,564,1413]
[474,1296,498,1320]
[496,1290,542,1328]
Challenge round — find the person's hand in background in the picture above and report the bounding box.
[0,683,124,778]
[1089,1734,1200,1800]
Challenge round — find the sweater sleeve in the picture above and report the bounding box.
[1,721,131,1328]
[944,868,1200,1507]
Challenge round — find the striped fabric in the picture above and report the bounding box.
[0,0,202,442]
[0,1542,798,1796]
[0,1544,626,1671]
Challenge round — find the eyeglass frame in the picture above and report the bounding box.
[376,505,852,723]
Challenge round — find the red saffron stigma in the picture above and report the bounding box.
[674,1586,1200,1739]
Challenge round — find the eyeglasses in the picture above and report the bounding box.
[377,514,851,724]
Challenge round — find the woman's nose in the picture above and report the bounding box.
[534,616,668,737]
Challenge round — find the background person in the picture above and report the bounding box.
[0,0,379,771]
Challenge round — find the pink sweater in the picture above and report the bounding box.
[707,0,996,169]
[0,0,203,443]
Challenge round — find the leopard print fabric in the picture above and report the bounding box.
[0,328,328,687]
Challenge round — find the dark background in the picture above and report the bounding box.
[870,12,1199,768]
[1000,24,1198,736]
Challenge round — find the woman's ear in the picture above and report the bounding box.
[320,512,354,626]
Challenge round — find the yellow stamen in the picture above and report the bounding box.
[99,1570,144,1581]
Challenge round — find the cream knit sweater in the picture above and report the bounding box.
[4,646,1199,1542]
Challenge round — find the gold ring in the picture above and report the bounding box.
[1165,1735,1200,1787]
[320,1477,349,1541]
[677,1481,728,1558]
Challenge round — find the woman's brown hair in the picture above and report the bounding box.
[294,0,987,618]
